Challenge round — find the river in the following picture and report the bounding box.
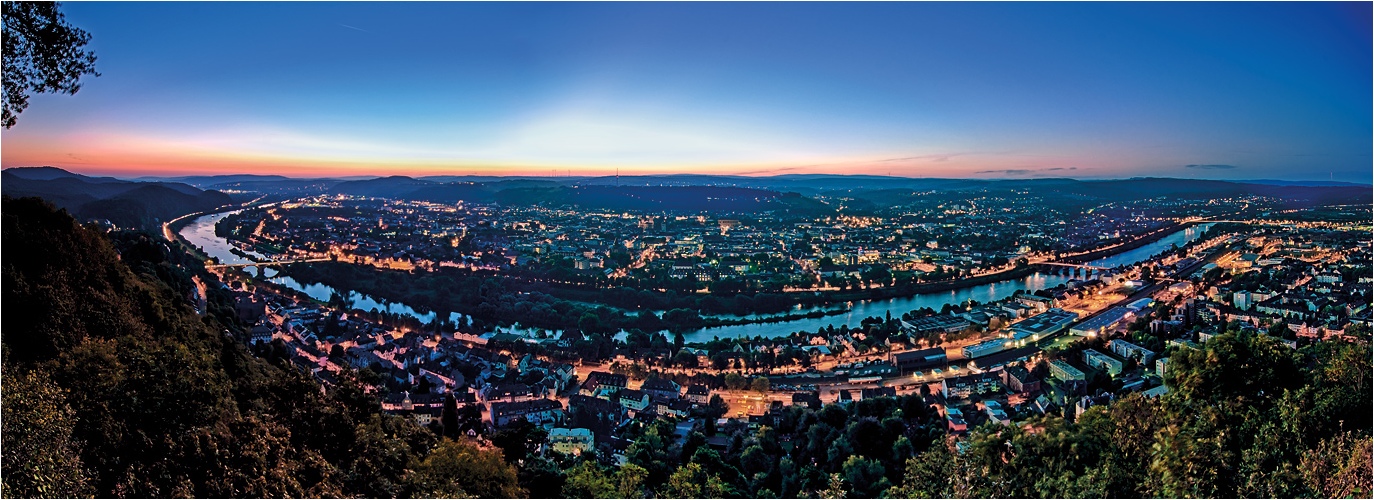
[181,210,1213,343]
[680,222,1215,342]
[179,211,463,325]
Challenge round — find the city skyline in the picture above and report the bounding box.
[2,2,1370,182]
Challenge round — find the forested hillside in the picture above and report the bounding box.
[1,168,234,230]
[0,197,520,498]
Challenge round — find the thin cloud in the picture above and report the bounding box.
[878,153,967,163]
[1185,164,1238,170]
[339,23,368,33]
[734,166,806,176]
[975,167,1077,175]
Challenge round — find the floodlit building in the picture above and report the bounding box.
[1083,349,1123,376]
[1048,360,1085,381]
[1009,308,1079,339]
[1109,339,1156,365]
[548,427,595,455]
[1069,307,1132,337]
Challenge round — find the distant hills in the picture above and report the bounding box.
[313,174,1370,212]
[2,167,233,230]
[330,175,782,212]
[6,167,1369,218]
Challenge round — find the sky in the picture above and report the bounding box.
[2,2,1370,182]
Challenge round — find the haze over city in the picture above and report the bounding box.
[1,1,1370,182]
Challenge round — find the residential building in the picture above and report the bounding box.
[640,377,681,401]
[1083,349,1123,376]
[1048,360,1085,381]
[1109,339,1156,365]
[548,428,595,456]
[684,384,711,405]
[1001,365,1041,394]
[490,399,563,428]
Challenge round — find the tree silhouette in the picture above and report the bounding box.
[2,2,99,128]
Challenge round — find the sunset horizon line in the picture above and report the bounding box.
[5,163,1368,186]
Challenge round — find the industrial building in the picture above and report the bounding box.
[900,315,972,336]
[891,347,948,372]
[1069,306,1132,337]
[962,338,1011,359]
[1009,308,1079,339]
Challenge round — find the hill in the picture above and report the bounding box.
[1,167,233,230]
[0,197,520,498]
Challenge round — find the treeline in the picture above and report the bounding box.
[275,258,1042,338]
[278,261,817,335]
[0,197,523,498]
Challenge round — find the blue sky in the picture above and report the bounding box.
[3,2,1369,182]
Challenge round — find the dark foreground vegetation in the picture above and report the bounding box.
[2,196,1370,498]
[1,197,520,497]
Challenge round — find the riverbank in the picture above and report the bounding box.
[179,206,1210,342]
[1061,220,1203,265]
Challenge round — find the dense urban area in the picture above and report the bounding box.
[3,1,1369,498]
[3,170,1371,498]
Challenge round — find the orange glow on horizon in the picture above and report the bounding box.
[4,141,1058,179]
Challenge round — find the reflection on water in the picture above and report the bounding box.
[1087,223,1215,268]
[180,211,459,324]
[682,272,1073,343]
[685,223,1216,343]
[183,211,1211,342]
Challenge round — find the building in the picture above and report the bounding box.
[1000,365,1041,394]
[1155,357,1169,377]
[1082,349,1123,376]
[1232,290,1253,311]
[792,391,822,410]
[941,373,1003,399]
[967,344,1036,371]
[548,427,595,455]
[1016,294,1056,312]
[567,394,625,433]
[619,389,652,413]
[1069,307,1132,337]
[901,315,972,336]
[683,384,712,405]
[962,338,1010,359]
[1109,339,1156,365]
[1141,385,1169,399]
[1048,360,1085,381]
[640,377,681,401]
[946,407,969,433]
[580,371,628,398]
[984,401,1011,426]
[1009,308,1079,339]
[1125,298,1154,312]
[861,387,897,400]
[658,399,693,419]
[891,347,948,372]
[490,398,564,428]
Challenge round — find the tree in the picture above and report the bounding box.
[440,394,460,439]
[2,1,100,128]
[0,367,92,498]
[751,376,770,394]
[1299,431,1373,498]
[406,438,525,498]
[892,444,955,499]
[562,462,616,498]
